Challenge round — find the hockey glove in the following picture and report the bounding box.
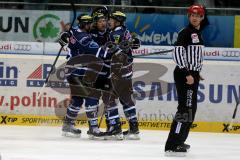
[102,41,121,59]
[58,32,71,46]
[131,37,141,49]
[119,40,131,52]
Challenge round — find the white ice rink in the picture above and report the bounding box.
[0,126,240,160]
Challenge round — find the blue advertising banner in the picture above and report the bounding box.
[125,14,234,47]
[70,12,235,47]
[202,16,234,47]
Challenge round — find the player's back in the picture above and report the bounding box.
[67,28,99,58]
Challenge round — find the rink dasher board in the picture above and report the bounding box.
[0,54,239,134]
[0,114,239,134]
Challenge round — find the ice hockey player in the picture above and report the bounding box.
[104,10,141,140]
[90,6,109,46]
[89,7,123,140]
[59,14,117,139]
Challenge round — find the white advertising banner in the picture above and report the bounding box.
[0,10,70,42]
[0,41,43,54]
[132,46,240,61]
[0,41,68,55]
[0,54,239,124]
[1,41,240,61]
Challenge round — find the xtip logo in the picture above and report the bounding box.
[26,64,67,88]
[0,116,18,124]
[0,62,18,86]
[33,14,61,41]
[222,123,240,132]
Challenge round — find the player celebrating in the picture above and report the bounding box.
[165,5,206,156]
[105,10,141,140]
[59,14,115,139]
[91,6,109,46]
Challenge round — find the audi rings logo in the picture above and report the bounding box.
[222,51,240,57]
[13,44,32,51]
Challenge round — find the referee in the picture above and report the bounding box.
[165,4,207,156]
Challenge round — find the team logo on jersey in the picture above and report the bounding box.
[113,35,120,44]
[26,64,67,88]
[191,33,200,43]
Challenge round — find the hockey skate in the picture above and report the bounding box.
[123,121,140,140]
[165,145,187,157]
[87,127,106,140]
[62,122,81,138]
[104,123,123,140]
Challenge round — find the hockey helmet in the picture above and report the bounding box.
[91,6,109,18]
[77,14,93,26]
[93,13,106,22]
[109,11,126,23]
[187,4,205,17]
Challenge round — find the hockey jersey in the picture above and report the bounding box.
[109,26,133,79]
[66,27,110,78]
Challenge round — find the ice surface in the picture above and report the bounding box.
[0,126,240,160]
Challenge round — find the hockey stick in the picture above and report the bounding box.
[132,49,173,58]
[37,2,76,99]
[98,104,107,128]
[228,98,240,129]
[37,46,63,98]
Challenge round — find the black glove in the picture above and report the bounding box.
[131,37,141,49]
[104,41,118,53]
[119,40,131,52]
[58,32,71,46]
[100,41,121,59]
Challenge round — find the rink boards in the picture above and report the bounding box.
[0,53,240,134]
[0,114,240,134]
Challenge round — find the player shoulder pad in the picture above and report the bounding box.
[124,29,132,40]
[72,26,79,30]
[79,35,92,46]
[114,26,122,31]
[89,41,99,49]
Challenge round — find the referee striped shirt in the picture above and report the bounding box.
[173,25,204,73]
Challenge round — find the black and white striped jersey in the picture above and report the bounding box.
[173,24,204,75]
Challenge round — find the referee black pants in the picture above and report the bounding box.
[165,66,200,150]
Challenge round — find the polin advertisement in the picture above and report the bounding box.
[0,54,239,133]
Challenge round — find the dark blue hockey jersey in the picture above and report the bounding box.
[90,28,109,47]
[109,26,133,79]
[66,27,110,78]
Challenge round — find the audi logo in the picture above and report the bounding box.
[13,44,32,51]
[222,51,240,57]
